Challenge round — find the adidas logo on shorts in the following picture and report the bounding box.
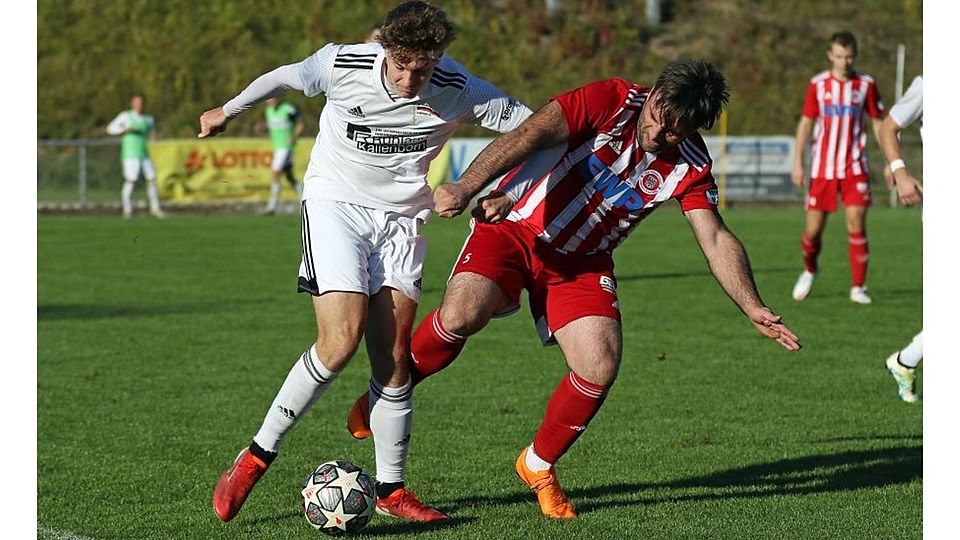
[347,106,365,118]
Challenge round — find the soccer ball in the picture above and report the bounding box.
[301,460,376,535]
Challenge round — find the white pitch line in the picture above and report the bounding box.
[37,524,99,540]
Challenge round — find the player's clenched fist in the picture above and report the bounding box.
[434,183,471,218]
[198,107,230,138]
[471,191,514,224]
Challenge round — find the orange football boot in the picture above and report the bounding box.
[515,447,577,519]
[375,487,450,522]
[213,448,269,522]
[347,391,372,440]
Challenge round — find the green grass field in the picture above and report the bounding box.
[37,206,922,539]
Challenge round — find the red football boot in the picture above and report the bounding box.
[375,487,449,522]
[213,448,270,522]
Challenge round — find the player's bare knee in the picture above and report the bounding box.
[438,301,489,336]
[314,327,363,369]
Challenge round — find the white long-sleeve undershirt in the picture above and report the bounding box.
[222,63,304,118]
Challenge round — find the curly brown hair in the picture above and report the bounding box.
[379,1,456,63]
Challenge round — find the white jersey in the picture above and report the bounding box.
[222,43,531,217]
[889,75,923,136]
[269,42,527,218]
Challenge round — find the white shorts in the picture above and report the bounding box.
[122,158,157,182]
[271,149,293,172]
[297,199,426,303]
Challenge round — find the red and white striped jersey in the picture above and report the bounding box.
[802,70,884,180]
[497,78,718,256]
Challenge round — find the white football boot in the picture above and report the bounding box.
[885,353,919,403]
[849,286,872,304]
[792,271,817,301]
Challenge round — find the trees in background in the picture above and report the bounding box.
[38,0,922,139]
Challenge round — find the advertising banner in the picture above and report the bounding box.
[149,136,796,202]
[151,138,311,202]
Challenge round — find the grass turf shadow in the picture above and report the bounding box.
[448,445,921,514]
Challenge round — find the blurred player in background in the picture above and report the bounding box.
[106,95,165,219]
[349,60,801,518]
[878,75,923,403]
[198,1,532,523]
[261,97,304,215]
[367,23,382,43]
[258,22,380,216]
[791,31,885,304]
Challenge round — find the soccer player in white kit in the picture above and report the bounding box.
[106,95,165,219]
[878,75,923,403]
[199,1,532,523]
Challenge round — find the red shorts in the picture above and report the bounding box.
[806,175,871,212]
[450,220,620,345]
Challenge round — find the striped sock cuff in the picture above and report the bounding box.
[567,372,607,399]
[302,346,336,384]
[432,309,465,343]
[848,232,868,245]
[370,377,413,407]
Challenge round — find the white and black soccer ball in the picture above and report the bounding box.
[301,460,376,535]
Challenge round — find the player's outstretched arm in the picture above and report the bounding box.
[434,100,569,218]
[198,64,306,139]
[878,115,922,206]
[686,208,801,351]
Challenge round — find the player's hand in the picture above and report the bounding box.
[198,107,230,138]
[747,306,801,351]
[883,166,895,189]
[434,183,472,218]
[790,164,805,188]
[894,172,923,206]
[471,190,515,224]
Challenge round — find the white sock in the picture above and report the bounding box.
[146,181,161,211]
[369,377,412,484]
[525,444,552,472]
[253,345,337,453]
[267,181,281,211]
[899,331,923,368]
[121,181,135,214]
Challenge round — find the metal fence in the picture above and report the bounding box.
[38,136,923,207]
[38,139,125,204]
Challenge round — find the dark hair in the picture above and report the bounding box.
[380,1,456,62]
[652,59,729,133]
[830,31,858,55]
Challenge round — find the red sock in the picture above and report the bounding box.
[409,308,466,387]
[849,232,869,287]
[531,372,609,465]
[802,234,821,273]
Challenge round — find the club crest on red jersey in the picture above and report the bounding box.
[638,169,664,195]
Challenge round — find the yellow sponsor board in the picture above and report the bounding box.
[151,138,451,202]
[151,138,309,202]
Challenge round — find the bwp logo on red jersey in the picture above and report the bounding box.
[578,155,645,211]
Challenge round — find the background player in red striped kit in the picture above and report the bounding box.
[349,60,801,519]
[790,31,886,304]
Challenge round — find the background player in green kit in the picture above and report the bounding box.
[262,97,305,215]
[106,95,165,219]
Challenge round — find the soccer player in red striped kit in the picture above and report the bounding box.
[348,60,801,518]
[790,31,887,304]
